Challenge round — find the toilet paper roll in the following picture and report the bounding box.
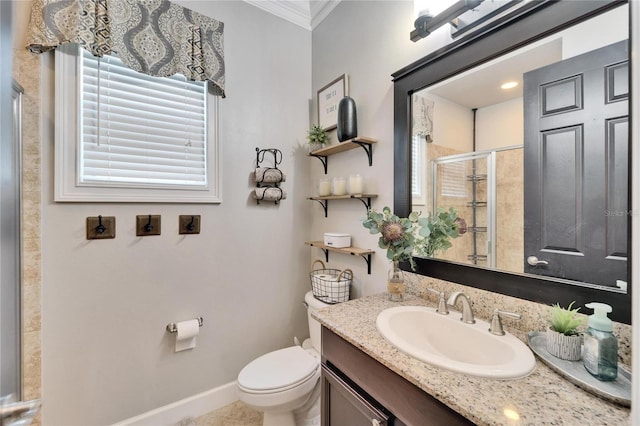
[175,319,200,352]
[315,274,333,280]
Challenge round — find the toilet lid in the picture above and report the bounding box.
[238,346,319,391]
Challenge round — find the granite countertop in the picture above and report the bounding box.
[313,293,631,426]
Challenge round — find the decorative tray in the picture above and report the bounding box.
[527,332,630,406]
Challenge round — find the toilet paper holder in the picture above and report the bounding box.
[166,317,204,333]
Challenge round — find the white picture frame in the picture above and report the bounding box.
[317,74,348,131]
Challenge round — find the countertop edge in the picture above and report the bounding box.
[312,293,631,426]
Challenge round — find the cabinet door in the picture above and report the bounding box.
[322,364,389,426]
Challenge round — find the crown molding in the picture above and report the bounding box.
[242,0,341,31]
[310,0,341,29]
[244,0,312,30]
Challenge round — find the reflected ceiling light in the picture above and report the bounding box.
[411,0,484,42]
[501,81,519,90]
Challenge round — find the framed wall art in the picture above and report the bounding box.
[317,74,348,131]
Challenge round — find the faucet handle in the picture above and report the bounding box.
[427,288,449,314]
[489,308,521,335]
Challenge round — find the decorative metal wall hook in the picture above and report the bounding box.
[87,215,115,239]
[96,215,106,234]
[144,214,153,232]
[187,215,195,231]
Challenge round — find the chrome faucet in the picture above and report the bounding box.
[427,288,449,315]
[489,309,522,335]
[447,292,475,324]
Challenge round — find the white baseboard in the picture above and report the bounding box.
[112,381,238,426]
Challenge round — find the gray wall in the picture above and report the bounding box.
[25,1,312,424]
[309,1,453,297]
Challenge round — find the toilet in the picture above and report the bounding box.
[236,291,329,426]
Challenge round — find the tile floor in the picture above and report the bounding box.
[194,401,262,426]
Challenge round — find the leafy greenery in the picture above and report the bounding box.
[362,206,465,270]
[362,207,420,269]
[306,125,329,146]
[548,301,583,336]
[415,207,465,257]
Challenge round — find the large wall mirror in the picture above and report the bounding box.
[393,0,631,323]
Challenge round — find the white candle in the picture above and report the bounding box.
[348,174,363,194]
[318,178,331,196]
[332,177,347,196]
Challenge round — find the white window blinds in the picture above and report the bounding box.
[80,49,208,188]
[440,161,468,198]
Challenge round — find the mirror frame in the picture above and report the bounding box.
[393,0,631,323]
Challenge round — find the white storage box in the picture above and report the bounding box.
[324,233,351,248]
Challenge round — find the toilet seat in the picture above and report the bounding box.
[238,346,319,394]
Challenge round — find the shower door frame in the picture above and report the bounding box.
[430,150,498,268]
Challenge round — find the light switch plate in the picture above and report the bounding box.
[87,216,116,239]
[179,215,201,234]
[136,215,161,236]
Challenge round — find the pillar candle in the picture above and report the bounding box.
[332,177,347,196]
[348,174,363,194]
[318,178,331,196]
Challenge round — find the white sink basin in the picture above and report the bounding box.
[376,306,535,379]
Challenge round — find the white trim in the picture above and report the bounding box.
[630,0,639,423]
[111,381,238,426]
[244,0,311,30]
[241,0,341,30]
[310,1,342,29]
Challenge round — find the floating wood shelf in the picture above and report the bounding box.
[308,194,378,217]
[309,137,377,174]
[305,241,374,274]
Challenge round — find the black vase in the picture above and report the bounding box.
[337,96,357,142]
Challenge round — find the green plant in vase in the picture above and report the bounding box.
[363,207,420,301]
[546,301,584,360]
[549,301,583,335]
[307,125,329,152]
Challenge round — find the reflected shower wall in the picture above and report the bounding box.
[428,146,523,273]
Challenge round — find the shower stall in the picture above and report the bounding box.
[430,146,524,272]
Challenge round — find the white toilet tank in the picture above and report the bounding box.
[305,291,329,351]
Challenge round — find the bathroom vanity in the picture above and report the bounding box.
[315,294,631,425]
[322,326,472,425]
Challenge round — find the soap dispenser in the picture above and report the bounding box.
[583,302,617,381]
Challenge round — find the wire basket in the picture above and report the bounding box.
[309,260,352,304]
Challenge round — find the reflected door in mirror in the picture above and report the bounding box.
[523,40,628,287]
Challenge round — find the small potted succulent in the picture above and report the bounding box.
[307,125,330,152]
[546,301,584,361]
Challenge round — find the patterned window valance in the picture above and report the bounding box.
[26,0,225,97]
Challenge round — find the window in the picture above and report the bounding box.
[411,135,426,205]
[55,44,220,202]
[439,161,468,198]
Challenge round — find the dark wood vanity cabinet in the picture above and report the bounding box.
[321,364,393,426]
[321,327,474,426]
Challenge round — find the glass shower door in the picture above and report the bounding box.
[430,151,496,267]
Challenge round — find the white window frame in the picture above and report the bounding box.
[54,44,221,203]
[411,134,426,205]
